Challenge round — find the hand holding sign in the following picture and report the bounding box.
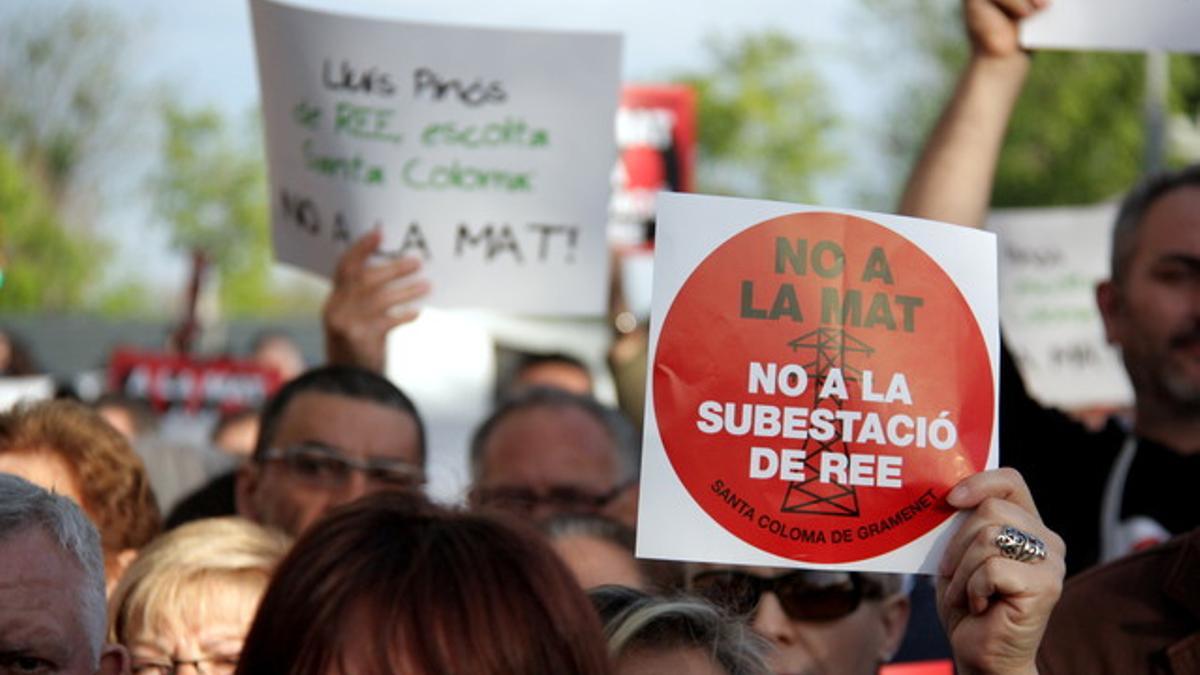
[323,229,430,372]
[966,0,1047,59]
[936,469,1064,675]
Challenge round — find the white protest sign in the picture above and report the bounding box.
[250,0,622,315]
[638,193,999,574]
[0,376,54,412]
[988,204,1133,409]
[1021,0,1200,54]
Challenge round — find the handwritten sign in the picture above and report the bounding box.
[638,193,999,573]
[988,204,1133,409]
[1021,0,1200,54]
[250,0,622,315]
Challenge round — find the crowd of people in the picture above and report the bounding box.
[2,0,1198,673]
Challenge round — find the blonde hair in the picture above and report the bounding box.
[108,517,291,644]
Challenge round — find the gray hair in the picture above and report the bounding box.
[1111,164,1200,284]
[470,387,641,482]
[598,590,771,675]
[0,473,107,664]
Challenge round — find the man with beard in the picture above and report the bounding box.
[900,0,1200,573]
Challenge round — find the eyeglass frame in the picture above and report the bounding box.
[131,653,241,675]
[257,441,425,489]
[469,479,634,515]
[689,568,885,622]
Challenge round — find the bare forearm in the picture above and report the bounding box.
[898,52,1030,227]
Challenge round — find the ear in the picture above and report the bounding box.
[877,593,912,663]
[104,548,139,597]
[235,462,261,522]
[1096,280,1123,345]
[97,643,130,675]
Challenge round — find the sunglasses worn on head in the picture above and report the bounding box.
[690,569,883,622]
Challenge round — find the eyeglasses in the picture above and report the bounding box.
[470,483,627,516]
[132,654,240,675]
[690,569,883,622]
[260,443,425,490]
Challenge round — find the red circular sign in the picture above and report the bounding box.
[653,212,993,563]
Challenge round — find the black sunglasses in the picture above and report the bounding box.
[690,569,883,622]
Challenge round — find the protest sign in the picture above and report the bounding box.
[108,349,282,413]
[638,194,999,573]
[1020,0,1200,54]
[609,85,696,245]
[250,0,622,315]
[0,376,54,412]
[988,204,1133,409]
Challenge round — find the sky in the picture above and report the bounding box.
[3,0,940,294]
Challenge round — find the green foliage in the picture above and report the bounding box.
[150,103,321,317]
[150,102,281,316]
[996,52,1146,206]
[0,3,131,201]
[0,143,105,311]
[676,31,842,203]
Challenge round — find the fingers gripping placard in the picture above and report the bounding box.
[640,194,999,572]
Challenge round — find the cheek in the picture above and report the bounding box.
[256,478,325,530]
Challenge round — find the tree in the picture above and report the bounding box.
[0,3,136,208]
[150,101,321,317]
[676,31,843,203]
[0,142,102,311]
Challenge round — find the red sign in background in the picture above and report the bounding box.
[108,349,282,413]
[653,212,993,563]
[610,84,695,242]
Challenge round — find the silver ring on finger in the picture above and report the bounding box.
[994,525,1046,563]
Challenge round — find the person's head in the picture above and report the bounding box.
[509,351,594,397]
[250,330,306,383]
[109,517,291,675]
[235,365,426,537]
[0,327,40,376]
[93,394,157,443]
[544,513,648,591]
[592,587,770,675]
[469,387,640,525]
[1098,165,1200,418]
[211,408,261,458]
[0,473,129,674]
[0,400,161,588]
[687,566,910,675]
[235,492,611,675]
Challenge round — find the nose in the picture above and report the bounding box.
[335,469,372,504]
[751,591,797,647]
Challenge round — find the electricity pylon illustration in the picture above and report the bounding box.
[780,327,874,516]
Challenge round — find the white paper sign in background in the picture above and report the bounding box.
[638,193,999,574]
[250,0,622,315]
[1021,0,1200,54]
[988,204,1133,409]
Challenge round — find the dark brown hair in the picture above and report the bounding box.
[236,491,612,675]
[0,399,161,553]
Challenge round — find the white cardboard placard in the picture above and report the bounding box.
[1021,0,1200,54]
[250,0,622,315]
[638,193,999,574]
